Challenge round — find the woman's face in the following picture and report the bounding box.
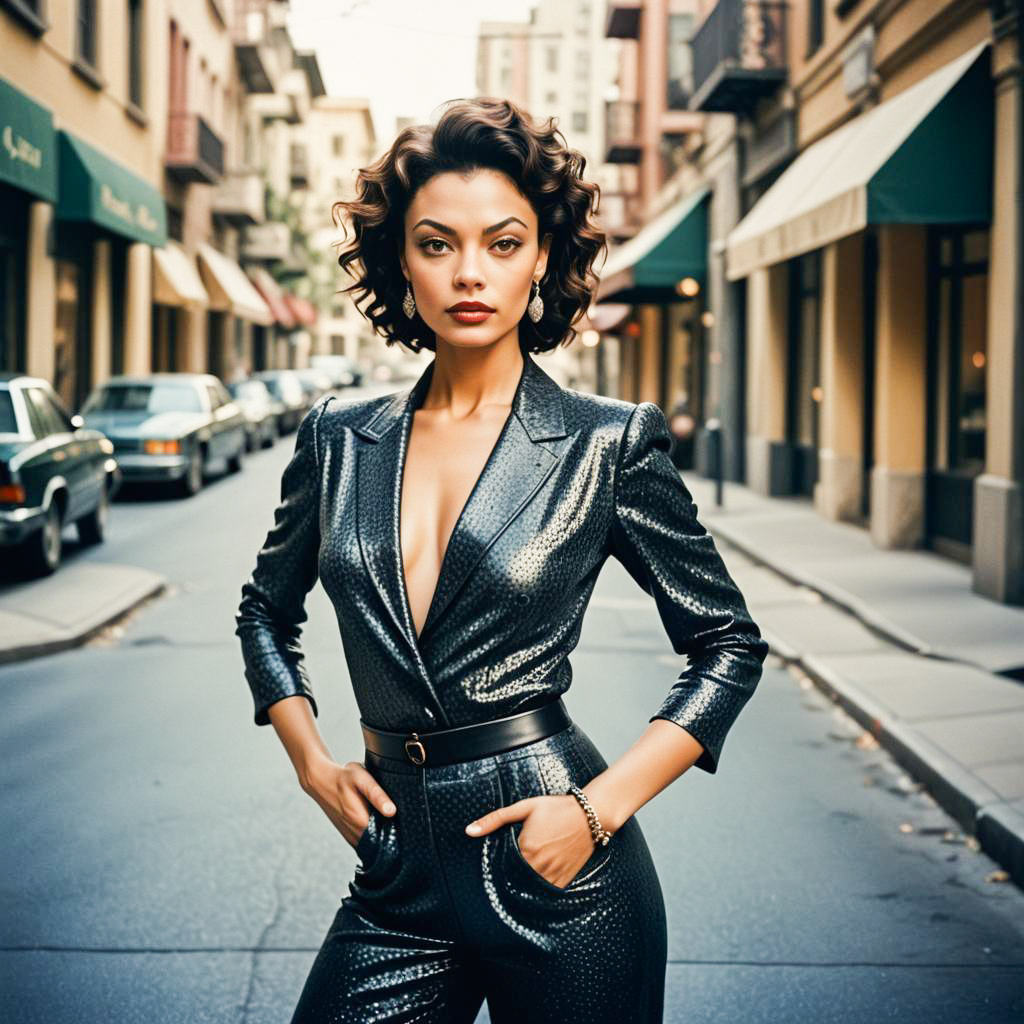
[399,169,551,351]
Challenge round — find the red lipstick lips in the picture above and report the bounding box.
[446,300,495,324]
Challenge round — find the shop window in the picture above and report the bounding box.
[54,260,81,412]
[572,111,588,132]
[926,225,989,555]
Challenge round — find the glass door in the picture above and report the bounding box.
[787,249,822,497]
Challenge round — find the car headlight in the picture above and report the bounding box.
[143,439,182,455]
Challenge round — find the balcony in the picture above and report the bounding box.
[605,100,642,164]
[165,111,225,184]
[212,168,265,226]
[605,1,641,39]
[290,144,309,188]
[233,2,280,93]
[690,0,788,115]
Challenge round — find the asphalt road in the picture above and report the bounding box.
[1,389,1022,1023]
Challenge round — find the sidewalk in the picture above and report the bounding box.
[0,562,166,665]
[686,475,1024,888]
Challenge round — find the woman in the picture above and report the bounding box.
[235,97,768,1023]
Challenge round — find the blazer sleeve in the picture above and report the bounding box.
[609,401,769,774]
[235,394,333,726]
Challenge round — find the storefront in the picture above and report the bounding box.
[595,185,712,427]
[152,241,209,372]
[727,41,994,564]
[55,129,166,409]
[0,76,57,375]
[196,242,273,382]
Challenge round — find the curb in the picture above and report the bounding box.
[0,570,167,667]
[710,531,1024,890]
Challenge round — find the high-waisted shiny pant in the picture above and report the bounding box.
[290,721,668,1023]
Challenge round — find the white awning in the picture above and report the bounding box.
[196,242,274,325]
[152,242,208,309]
[725,41,990,281]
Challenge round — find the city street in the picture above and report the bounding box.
[1,398,1022,1024]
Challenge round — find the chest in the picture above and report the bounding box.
[399,408,511,631]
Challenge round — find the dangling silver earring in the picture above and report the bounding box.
[402,282,416,319]
[527,279,544,323]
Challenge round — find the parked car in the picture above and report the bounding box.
[252,370,307,434]
[293,366,336,407]
[80,373,247,498]
[310,354,363,388]
[0,374,120,576]
[228,378,281,451]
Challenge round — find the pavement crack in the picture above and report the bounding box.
[238,853,288,1024]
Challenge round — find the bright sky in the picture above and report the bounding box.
[287,0,537,152]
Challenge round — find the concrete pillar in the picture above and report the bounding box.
[871,225,927,548]
[123,242,152,375]
[974,15,1024,604]
[90,239,112,390]
[817,234,865,521]
[744,262,791,494]
[25,201,55,382]
[182,307,206,372]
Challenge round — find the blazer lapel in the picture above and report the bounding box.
[353,352,570,659]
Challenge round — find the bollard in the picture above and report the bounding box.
[705,417,724,508]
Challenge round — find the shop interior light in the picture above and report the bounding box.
[675,277,700,297]
[581,329,600,348]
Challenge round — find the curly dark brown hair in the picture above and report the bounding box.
[331,96,607,355]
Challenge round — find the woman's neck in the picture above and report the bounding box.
[422,338,524,417]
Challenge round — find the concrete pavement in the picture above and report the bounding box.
[0,560,165,665]
[686,474,1024,889]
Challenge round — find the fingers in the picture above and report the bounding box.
[352,767,396,815]
[465,798,534,836]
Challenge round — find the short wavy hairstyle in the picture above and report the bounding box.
[331,96,607,355]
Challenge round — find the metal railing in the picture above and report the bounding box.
[692,0,788,98]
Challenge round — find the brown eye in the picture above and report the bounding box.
[492,237,523,254]
[420,238,449,254]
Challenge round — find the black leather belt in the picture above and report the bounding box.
[361,698,571,767]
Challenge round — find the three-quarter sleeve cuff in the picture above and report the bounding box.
[648,676,755,774]
[254,689,319,727]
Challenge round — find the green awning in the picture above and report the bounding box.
[0,76,57,202]
[726,41,992,280]
[596,185,710,303]
[56,130,166,246]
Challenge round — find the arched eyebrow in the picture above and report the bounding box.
[412,216,528,236]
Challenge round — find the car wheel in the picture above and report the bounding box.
[77,483,109,546]
[22,501,63,576]
[262,419,278,448]
[178,446,204,498]
[227,436,244,473]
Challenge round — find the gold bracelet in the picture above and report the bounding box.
[568,783,612,846]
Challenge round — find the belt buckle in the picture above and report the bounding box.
[404,731,427,765]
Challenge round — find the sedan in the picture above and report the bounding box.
[80,373,247,498]
[0,374,120,576]
[229,378,281,451]
[252,370,306,434]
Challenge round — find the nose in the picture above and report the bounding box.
[452,248,486,291]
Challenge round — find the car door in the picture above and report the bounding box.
[214,381,245,454]
[24,387,89,520]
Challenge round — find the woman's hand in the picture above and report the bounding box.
[298,752,397,850]
[465,794,598,889]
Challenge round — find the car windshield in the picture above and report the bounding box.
[232,381,268,400]
[83,383,203,414]
[0,391,16,433]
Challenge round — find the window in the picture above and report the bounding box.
[2,0,48,35]
[127,0,144,108]
[572,111,588,132]
[807,0,824,57]
[26,388,70,437]
[546,46,558,72]
[76,0,98,68]
[332,134,345,156]
[0,391,16,435]
[667,13,693,109]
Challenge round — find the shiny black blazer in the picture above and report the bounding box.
[235,352,768,774]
